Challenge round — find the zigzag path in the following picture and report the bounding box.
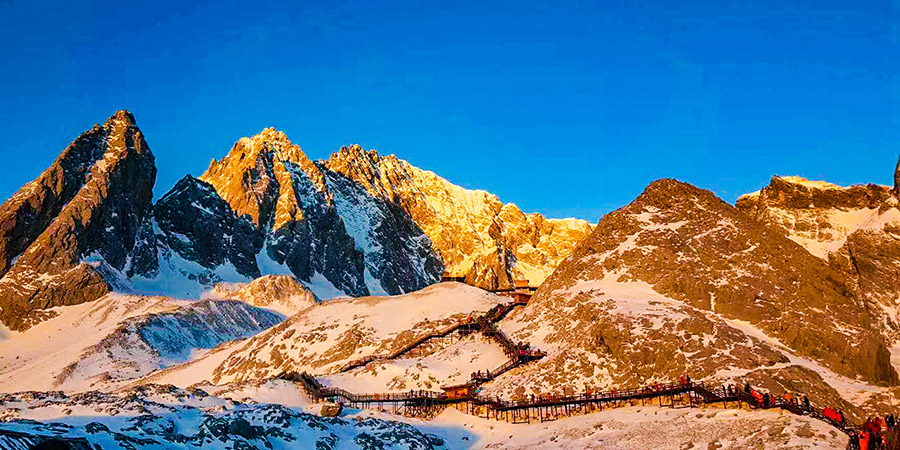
[278,294,866,446]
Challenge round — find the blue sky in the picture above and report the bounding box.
[0,0,895,222]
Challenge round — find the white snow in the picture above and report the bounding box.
[371,406,847,450]
[305,271,348,299]
[320,335,509,393]
[0,294,181,393]
[723,318,890,405]
[163,282,508,384]
[130,240,251,299]
[254,245,294,277]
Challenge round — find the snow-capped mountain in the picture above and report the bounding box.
[3,109,896,449]
[0,112,590,330]
[737,173,900,342]
[145,282,506,387]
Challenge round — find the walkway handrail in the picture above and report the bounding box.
[337,301,523,374]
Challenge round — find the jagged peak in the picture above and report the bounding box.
[627,178,729,215]
[773,175,843,191]
[329,144,409,168]
[246,127,290,145]
[213,127,310,168]
[639,178,706,199]
[104,110,137,128]
[199,128,328,228]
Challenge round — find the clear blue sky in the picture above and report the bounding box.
[0,0,896,222]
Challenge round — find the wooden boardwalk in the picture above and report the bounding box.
[282,292,862,445]
[289,371,857,437]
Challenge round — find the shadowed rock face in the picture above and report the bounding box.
[0,111,156,331]
[152,175,264,279]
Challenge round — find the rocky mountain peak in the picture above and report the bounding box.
[737,175,892,213]
[104,109,137,128]
[514,177,897,392]
[0,110,156,330]
[732,158,900,348]
[200,128,328,229]
[632,178,724,211]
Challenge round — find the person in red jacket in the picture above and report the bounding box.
[859,430,869,450]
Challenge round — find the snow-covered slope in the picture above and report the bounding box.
[0,294,282,393]
[421,406,848,449]
[0,388,850,450]
[319,334,509,393]
[0,384,447,450]
[145,283,508,386]
[480,178,898,422]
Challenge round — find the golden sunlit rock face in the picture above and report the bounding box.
[326,144,593,289]
[200,128,329,230]
[193,129,593,293]
[483,175,900,423]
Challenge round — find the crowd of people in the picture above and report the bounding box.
[741,383,898,449]
[848,415,898,450]
[743,383,815,413]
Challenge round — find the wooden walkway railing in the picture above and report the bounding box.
[336,301,523,374]
[283,295,862,444]
[286,371,859,439]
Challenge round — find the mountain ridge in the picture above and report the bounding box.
[0,112,591,330]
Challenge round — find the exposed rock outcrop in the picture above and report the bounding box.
[137,131,580,297]
[199,129,368,296]
[209,275,318,316]
[736,161,900,342]
[152,175,264,279]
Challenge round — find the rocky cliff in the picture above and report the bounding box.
[736,166,900,342]
[133,130,587,298]
[134,129,443,298]
[0,111,156,331]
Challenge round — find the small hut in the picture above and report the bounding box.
[441,383,475,400]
